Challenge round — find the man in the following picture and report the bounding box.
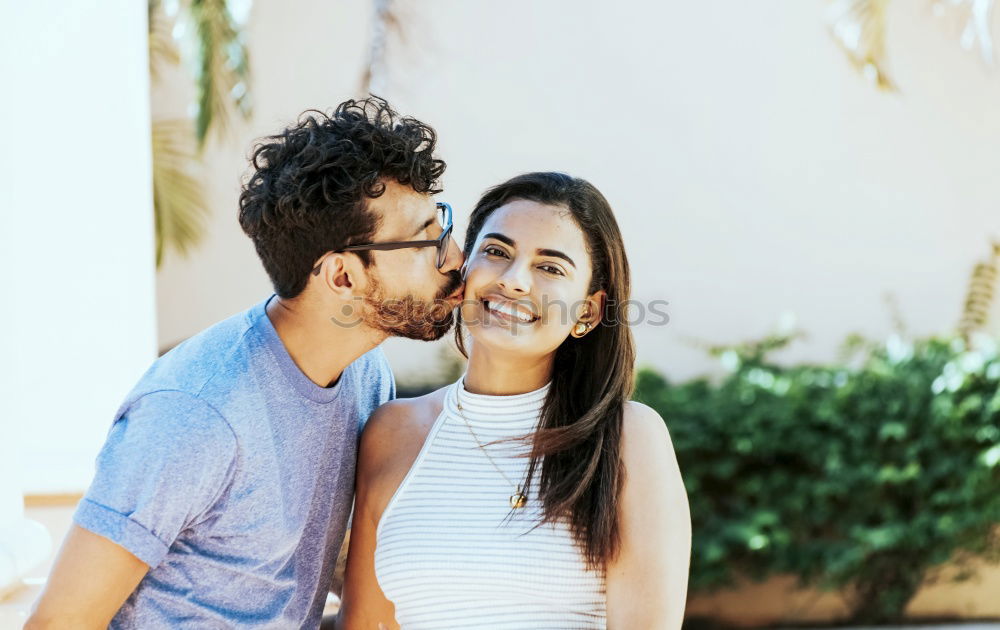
[26,96,464,629]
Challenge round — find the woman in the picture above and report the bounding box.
[337,172,691,629]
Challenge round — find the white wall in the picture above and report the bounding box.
[0,1,158,494]
[155,0,1000,383]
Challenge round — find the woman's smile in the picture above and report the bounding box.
[481,295,540,325]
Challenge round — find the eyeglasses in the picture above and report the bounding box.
[312,202,454,275]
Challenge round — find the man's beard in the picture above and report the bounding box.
[362,271,463,341]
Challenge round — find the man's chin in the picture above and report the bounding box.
[383,312,455,342]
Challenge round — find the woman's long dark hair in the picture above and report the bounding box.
[454,172,635,570]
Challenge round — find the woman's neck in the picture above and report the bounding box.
[462,343,554,396]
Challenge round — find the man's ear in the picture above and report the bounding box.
[315,253,360,297]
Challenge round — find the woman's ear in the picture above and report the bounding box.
[571,290,606,338]
[584,290,606,327]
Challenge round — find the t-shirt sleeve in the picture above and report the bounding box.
[385,357,397,403]
[73,390,237,568]
[371,346,396,404]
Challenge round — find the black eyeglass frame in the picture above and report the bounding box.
[312,202,454,275]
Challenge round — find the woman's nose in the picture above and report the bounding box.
[496,262,531,294]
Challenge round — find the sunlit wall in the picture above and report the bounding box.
[153,0,1000,383]
[0,1,158,493]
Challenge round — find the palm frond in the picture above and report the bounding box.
[148,0,180,80]
[361,0,403,96]
[827,0,896,90]
[935,0,997,64]
[152,119,210,267]
[958,240,1000,340]
[189,0,252,147]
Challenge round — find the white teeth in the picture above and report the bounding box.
[485,300,534,323]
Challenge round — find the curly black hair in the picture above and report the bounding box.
[238,96,446,299]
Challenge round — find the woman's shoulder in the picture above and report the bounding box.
[356,385,452,510]
[622,400,670,443]
[363,385,450,448]
[620,400,679,480]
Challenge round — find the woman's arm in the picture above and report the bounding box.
[336,393,442,630]
[606,401,692,630]
[333,502,397,629]
[334,402,403,630]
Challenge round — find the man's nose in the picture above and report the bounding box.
[440,235,465,274]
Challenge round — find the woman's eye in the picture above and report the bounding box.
[540,265,565,276]
[484,246,508,258]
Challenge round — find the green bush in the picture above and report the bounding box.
[635,334,1000,623]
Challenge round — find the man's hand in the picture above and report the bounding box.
[25,525,149,629]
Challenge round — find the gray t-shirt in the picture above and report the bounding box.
[73,295,395,629]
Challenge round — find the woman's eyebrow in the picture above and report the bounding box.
[483,232,576,269]
[483,232,515,246]
[537,249,576,268]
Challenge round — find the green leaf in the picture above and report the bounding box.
[152,119,210,266]
[189,0,252,147]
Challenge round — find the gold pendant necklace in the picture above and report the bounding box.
[455,398,528,509]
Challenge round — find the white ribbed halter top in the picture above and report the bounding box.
[374,376,607,629]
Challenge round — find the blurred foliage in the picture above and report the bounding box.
[396,344,468,398]
[151,120,211,266]
[635,331,1000,623]
[827,0,996,90]
[147,0,251,266]
[959,240,1000,341]
[148,0,180,80]
[361,0,401,96]
[188,0,252,147]
[827,0,895,90]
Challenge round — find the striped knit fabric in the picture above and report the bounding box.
[374,377,607,629]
